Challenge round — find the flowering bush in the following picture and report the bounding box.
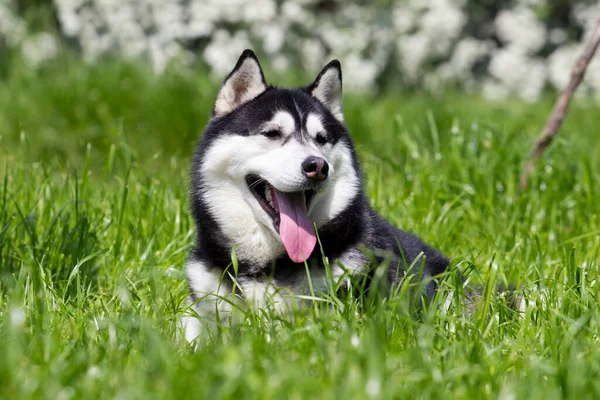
[2,0,600,101]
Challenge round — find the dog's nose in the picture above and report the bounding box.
[302,156,329,182]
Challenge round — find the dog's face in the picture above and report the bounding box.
[197,50,360,264]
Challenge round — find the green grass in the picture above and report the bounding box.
[2,57,600,399]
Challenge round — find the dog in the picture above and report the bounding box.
[182,50,449,341]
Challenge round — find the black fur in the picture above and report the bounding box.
[188,50,449,301]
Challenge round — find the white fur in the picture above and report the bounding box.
[239,279,290,311]
[251,250,366,304]
[336,248,367,274]
[200,125,360,263]
[312,68,343,122]
[184,259,235,342]
[200,134,284,265]
[331,247,368,290]
[186,259,233,315]
[246,139,331,192]
[200,129,360,262]
[180,314,201,344]
[305,113,324,138]
[185,54,368,344]
[183,257,362,341]
[302,114,360,227]
[264,110,296,137]
[308,143,359,226]
[214,57,267,117]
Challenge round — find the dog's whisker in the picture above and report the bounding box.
[248,178,267,189]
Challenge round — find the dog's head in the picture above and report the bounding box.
[196,50,360,264]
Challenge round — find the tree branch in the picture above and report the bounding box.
[520,18,600,190]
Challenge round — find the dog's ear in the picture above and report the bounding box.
[213,49,268,117]
[308,60,343,122]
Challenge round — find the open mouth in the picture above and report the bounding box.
[245,175,316,231]
[246,174,318,263]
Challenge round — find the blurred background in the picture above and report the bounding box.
[2,0,600,101]
[3,6,600,396]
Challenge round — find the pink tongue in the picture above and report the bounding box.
[273,189,317,263]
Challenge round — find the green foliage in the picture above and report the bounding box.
[1,58,600,399]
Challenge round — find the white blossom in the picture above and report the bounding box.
[573,2,600,38]
[22,32,59,67]
[203,30,252,75]
[548,45,581,90]
[253,23,286,54]
[419,0,466,56]
[302,38,327,71]
[443,38,494,80]
[397,33,430,84]
[549,28,567,46]
[495,6,546,54]
[341,52,379,90]
[0,0,26,46]
[272,55,289,72]
[392,7,415,34]
[482,79,510,101]
[488,47,546,102]
[0,0,597,101]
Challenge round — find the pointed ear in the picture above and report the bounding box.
[309,60,343,121]
[213,50,268,117]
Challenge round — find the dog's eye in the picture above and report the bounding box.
[315,133,328,145]
[261,130,282,139]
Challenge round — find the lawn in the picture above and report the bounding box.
[1,57,600,399]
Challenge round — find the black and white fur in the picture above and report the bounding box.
[182,50,449,341]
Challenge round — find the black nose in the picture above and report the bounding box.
[302,156,329,182]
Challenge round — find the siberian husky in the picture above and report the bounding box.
[182,50,449,341]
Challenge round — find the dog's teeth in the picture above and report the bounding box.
[265,186,273,206]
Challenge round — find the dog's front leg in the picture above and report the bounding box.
[182,259,234,343]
